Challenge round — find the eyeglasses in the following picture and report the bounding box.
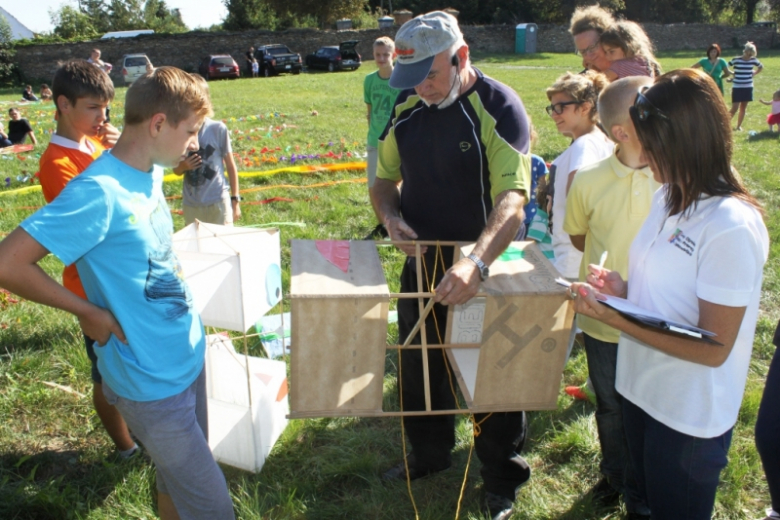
[633,87,669,121]
[546,101,582,116]
[575,41,600,57]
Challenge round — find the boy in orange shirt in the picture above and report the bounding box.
[38,59,137,458]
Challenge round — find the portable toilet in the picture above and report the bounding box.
[515,23,538,54]
[378,16,394,29]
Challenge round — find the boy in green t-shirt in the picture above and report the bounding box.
[363,37,400,239]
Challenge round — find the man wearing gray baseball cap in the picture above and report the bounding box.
[371,10,533,520]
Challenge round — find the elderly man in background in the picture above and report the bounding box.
[371,11,533,520]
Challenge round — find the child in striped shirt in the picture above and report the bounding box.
[728,41,763,131]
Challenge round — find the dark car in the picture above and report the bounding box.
[305,41,361,72]
[198,55,240,80]
[254,44,303,76]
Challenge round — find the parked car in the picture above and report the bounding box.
[198,55,240,80]
[120,53,153,85]
[254,44,303,76]
[305,41,361,72]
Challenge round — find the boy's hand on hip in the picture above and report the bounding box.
[79,305,127,346]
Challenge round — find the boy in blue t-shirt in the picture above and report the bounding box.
[0,68,234,520]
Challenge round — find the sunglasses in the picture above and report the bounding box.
[546,101,582,116]
[633,87,669,122]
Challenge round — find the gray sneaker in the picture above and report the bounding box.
[485,492,514,520]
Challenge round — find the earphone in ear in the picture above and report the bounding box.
[451,54,459,67]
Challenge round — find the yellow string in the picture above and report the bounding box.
[396,346,420,520]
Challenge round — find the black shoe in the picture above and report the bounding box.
[485,492,514,520]
[589,477,621,506]
[382,453,450,481]
[363,224,388,240]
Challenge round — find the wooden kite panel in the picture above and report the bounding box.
[445,242,574,412]
[290,240,390,416]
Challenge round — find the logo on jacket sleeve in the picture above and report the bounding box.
[460,141,471,152]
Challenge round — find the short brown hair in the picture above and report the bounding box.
[706,43,721,58]
[569,5,616,37]
[124,66,212,126]
[52,60,115,115]
[630,68,761,215]
[374,36,395,50]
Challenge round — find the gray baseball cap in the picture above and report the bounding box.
[389,11,463,89]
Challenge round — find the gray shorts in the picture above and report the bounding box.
[366,145,378,189]
[102,368,234,520]
[183,192,233,227]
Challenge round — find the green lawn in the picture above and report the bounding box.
[0,49,778,519]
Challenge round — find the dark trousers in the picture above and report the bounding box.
[397,260,530,499]
[756,346,780,513]
[583,334,646,513]
[623,397,732,520]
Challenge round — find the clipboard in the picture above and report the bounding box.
[556,278,722,345]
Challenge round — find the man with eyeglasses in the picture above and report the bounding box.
[371,10,533,520]
[569,5,615,72]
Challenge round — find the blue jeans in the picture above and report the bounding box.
[623,397,732,520]
[756,345,780,513]
[583,334,646,513]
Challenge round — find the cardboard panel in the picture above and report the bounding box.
[290,297,388,414]
[291,240,388,297]
[471,295,573,411]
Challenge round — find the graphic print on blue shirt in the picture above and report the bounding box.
[144,198,193,319]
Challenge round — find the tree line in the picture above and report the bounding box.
[32,0,780,41]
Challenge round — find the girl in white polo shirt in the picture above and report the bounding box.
[570,68,769,519]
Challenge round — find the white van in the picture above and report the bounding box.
[121,54,153,85]
[101,30,155,39]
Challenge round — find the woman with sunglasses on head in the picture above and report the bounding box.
[545,70,613,280]
[570,68,769,519]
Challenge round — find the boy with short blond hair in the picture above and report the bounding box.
[0,67,234,520]
[38,59,137,460]
[563,75,659,516]
[363,36,399,238]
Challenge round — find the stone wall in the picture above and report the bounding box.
[13,23,777,82]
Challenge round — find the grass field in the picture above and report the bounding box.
[0,49,779,520]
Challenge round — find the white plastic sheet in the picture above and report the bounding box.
[205,334,289,473]
[172,222,282,332]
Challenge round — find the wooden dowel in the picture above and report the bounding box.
[389,292,489,299]
[414,244,433,413]
[400,297,436,348]
[388,343,480,349]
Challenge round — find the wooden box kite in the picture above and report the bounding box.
[289,240,573,418]
[172,221,282,332]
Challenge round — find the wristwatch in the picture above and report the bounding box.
[467,254,489,281]
[230,195,241,202]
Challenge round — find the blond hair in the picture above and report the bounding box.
[598,76,652,141]
[600,20,661,77]
[546,70,609,123]
[125,66,212,126]
[744,41,757,57]
[373,36,395,50]
[569,5,615,36]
